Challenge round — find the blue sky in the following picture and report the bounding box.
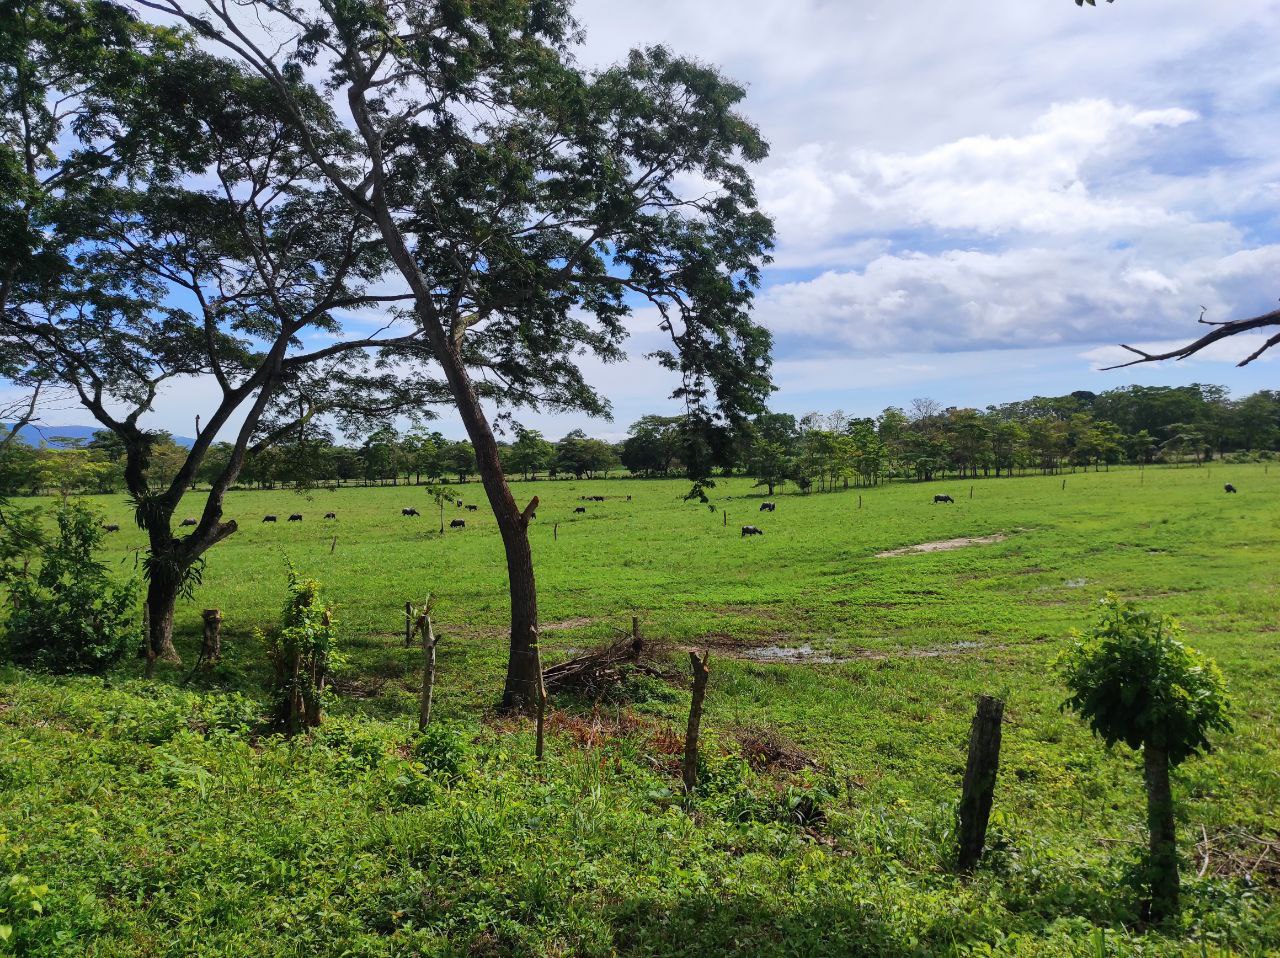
[11,0,1280,441]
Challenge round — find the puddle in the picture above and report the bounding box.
[877,534,1008,558]
[747,644,840,664]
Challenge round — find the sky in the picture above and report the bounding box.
[13,0,1280,442]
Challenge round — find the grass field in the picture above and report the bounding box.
[2,464,1278,955]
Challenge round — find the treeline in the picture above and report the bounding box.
[4,384,1277,497]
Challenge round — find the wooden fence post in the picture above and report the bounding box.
[417,603,440,733]
[554,522,558,541]
[683,650,711,794]
[858,495,862,509]
[722,509,727,526]
[1061,478,1067,491]
[970,485,974,499]
[956,694,1004,872]
[404,601,413,647]
[535,668,548,762]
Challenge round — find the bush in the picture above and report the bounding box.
[260,564,337,735]
[412,723,468,783]
[1,502,138,675]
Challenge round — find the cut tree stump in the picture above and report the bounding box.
[200,609,223,667]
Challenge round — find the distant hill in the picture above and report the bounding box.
[1,423,195,449]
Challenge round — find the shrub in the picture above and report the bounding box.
[1059,595,1232,923]
[260,564,337,736]
[411,723,468,783]
[1,502,138,674]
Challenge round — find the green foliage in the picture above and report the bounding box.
[260,564,337,734]
[1059,595,1232,765]
[411,723,469,784]
[1,502,137,674]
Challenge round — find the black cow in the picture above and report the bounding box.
[574,506,586,513]
[465,504,478,512]
[103,523,120,533]
[626,495,632,502]
[759,502,776,512]
[592,496,605,502]
[450,519,466,529]
[402,508,420,517]
[741,525,764,537]
[262,515,277,522]
[456,499,464,508]
[1224,483,1237,493]
[324,512,337,519]
[288,514,303,522]
[933,495,955,504]
[179,517,198,527]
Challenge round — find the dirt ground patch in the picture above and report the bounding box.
[876,534,1008,557]
[698,637,985,665]
[541,616,596,631]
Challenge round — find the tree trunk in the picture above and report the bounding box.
[144,576,181,671]
[1144,742,1180,922]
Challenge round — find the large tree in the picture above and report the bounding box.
[1,2,441,667]
[135,0,776,710]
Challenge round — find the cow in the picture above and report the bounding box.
[262,515,277,523]
[288,514,303,522]
[324,512,337,519]
[741,525,764,537]
[103,523,120,533]
[626,495,632,502]
[456,499,464,508]
[1224,483,1237,493]
[759,502,776,512]
[574,506,586,514]
[592,496,605,502]
[465,504,478,512]
[402,508,420,517]
[450,519,466,529]
[179,517,198,527]
[933,495,955,504]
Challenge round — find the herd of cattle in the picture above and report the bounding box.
[100,482,1246,536]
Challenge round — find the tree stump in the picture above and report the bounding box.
[683,650,711,794]
[956,694,1004,872]
[200,609,223,667]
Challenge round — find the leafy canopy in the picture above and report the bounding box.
[1059,594,1231,765]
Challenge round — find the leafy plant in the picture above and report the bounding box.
[1,502,138,674]
[260,564,337,736]
[1059,595,1232,923]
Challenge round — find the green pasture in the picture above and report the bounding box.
[1,464,1277,955]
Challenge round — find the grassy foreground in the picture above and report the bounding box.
[2,464,1278,955]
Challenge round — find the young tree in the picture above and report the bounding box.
[1059,596,1231,923]
[136,0,776,711]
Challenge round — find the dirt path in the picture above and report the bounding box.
[876,534,1007,557]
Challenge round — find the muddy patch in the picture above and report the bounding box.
[722,639,984,664]
[876,534,1008,558]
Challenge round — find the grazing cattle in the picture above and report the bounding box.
[626,495,632,502]
[288,514,303,522]
[574,506,586,514]
[592,496,605,502]
[456,499,464,508]
[262,515,277,523]
[759,502,776,512]
[103,523,120,533]
[1224,483,1237,493]
[450,519,466,529]
[465,504,478,512]
[741,525,764,537]
[179,517,197,527]
[402,508,420,517]
[324,512,337,519]
[933,495,955,504]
